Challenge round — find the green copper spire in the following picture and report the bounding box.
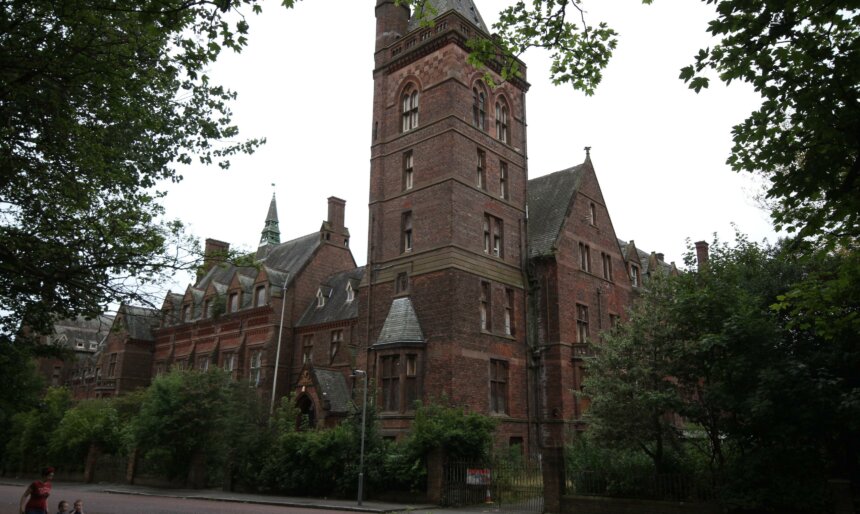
[259,192,280,247]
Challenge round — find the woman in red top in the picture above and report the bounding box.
[19,467,54,514]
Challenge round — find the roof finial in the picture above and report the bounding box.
[584,146,591,159]
[260,190,281,247]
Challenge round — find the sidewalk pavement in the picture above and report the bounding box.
[0,478,502,514]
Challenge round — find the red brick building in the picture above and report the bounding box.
[49,0,680,453]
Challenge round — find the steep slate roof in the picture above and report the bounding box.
[51,316,114,346]
[313,368,351,415]
[195,233,320,292]
[297,267,365,327]
[527,164,587,258]
[408,0,489,33]
[374,297,425,347]
[258,232,321,280]
[122,305,161,341]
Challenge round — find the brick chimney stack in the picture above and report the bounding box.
[694,241,710,271]
[375,0,409,52]
[327,196,346,233]
[201,238,230,279]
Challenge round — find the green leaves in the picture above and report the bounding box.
[472,0,618,94]
[0,0,267,337]
[679,0,860,244]
[586,234,859,509]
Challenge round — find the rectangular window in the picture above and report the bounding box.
[490,359,508,414]
[602,252,613,281]
[330,330,343,363]
[107,353,117,378]
[579,243,591,272]
[504,288,515,336]
[480,281,491,331]
[630,265,640,287]
[302,334,314,364]
[198,356,209,372]
[223,353,236,373]
[402,211,413,252]
[494,218,503,257]
[181,304,190,321]
[249,350,262,387]
[405,354,418,409]
[476,149,486,189]
[576,304,589,343]
[229,293,239,313]
[202,299,210,319]
[381,355,401,411]
[609,314,621,329]
[255,286,266,307]
[396,271,409,294]
[483,214,504,257]
[589,202,597,225]
[403,150,414,190]
[483,216,491,253]
[500,161,508,199]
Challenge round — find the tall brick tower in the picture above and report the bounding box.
[359,0,532,448]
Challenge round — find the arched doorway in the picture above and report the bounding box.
[296,394,316,429]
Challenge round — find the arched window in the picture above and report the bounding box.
[401,85,419,132]
[495,100,509,143]
[472,87,486,130]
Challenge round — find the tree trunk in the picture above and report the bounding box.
[83,444,101,483]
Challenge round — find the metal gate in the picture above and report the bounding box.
[442,459,544,514]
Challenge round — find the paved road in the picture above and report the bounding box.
[1,480,496,514]
[2,483,343,513]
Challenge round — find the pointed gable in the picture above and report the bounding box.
[119,304,160,342]
[257,232,321,275]
[374,297,425,347]
[527,163,587,258]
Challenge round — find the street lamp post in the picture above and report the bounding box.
[352,369,368,506]
[270,273,290,415]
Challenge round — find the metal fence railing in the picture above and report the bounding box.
[566,470,715,502]
[443,459,544,514]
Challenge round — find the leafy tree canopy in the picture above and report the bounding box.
[404,0,859,244]
[0,0,269,338]
[584,235,859,510]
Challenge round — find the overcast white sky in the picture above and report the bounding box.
[160,0,779,291]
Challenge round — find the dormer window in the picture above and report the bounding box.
[181,304,191,321]
[229,292,239,313]
[630,265,640,287]
[346,282,355,302]
[255,285,266,307]
[316,288,325,308]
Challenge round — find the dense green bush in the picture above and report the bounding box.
[4,387,71,473]
[50,398,122,466]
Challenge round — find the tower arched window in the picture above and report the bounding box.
[401,86,419,132]
[472,87,486,130]
[495,100,509,143]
